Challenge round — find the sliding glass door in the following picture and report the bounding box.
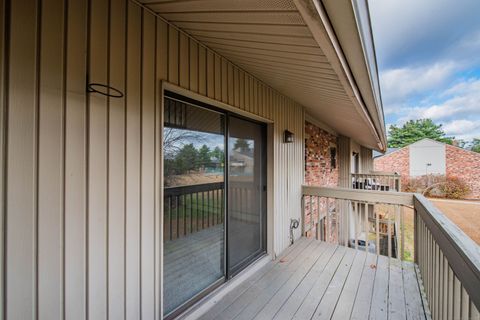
[163,95,226,317]
[162,93,266,318]
[227,116,267,276]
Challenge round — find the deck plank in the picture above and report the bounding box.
[330,250,368,320]
[215,239,321,320]
[292,246,348,320]
[369,255,390,320]
[389,258,407,320]
[180,240,429,320]
[350,253,378,320]
[272,244,338,320]
[242,242,329,320]
[403,261,427,320]
[310,249,357,320]
[198,238,309,320]
[252,242,330,319]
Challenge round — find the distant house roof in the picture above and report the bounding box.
[373,138,478,159]
[373,147,398,158]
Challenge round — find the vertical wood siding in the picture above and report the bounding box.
[0,0,304,318]
[360,146,374,173]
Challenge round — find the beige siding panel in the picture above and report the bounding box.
[156,20,168,81]
[234,66,239,107]
[360,146,373,173]
[126,2,142,318]
[189,39,198,92]
[6,0,38,318]
[0,0,5,314]
[168,26,179,85]
[179,32,189,88]
[108,0,127,319]
[221,58,228,103]
[89,0,109,318]
[3,0,306,316]
[227,63,234,105]
[206,50,215,98]
[38,0,65,319]
[64,0,88,317]
[214,54,221,101]
[239,71,245,109]
[198,45,207,95]
[141,10,156,320]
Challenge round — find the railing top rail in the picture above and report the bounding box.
[302,185,413,206]
[164,181,224,196]
[414,194,480,310]
[351,172,400,177]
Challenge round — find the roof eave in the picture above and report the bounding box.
[294,0,387,152]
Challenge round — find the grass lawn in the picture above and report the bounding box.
[401,199,480,262]
[430,199,480,245]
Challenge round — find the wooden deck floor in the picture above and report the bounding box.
[196,238,429,320]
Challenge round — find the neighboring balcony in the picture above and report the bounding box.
[351,171,402,192]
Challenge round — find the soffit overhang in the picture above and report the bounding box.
[139,0,387,151]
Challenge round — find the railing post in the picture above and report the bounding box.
[414,206,418,264]
[301,194,305,236]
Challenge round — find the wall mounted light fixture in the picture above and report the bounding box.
[284,130,294,143]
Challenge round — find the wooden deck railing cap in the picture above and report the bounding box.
[302,185,413,206]
[414,194,480,310]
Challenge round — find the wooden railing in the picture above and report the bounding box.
[302,185,480,319]
[351,171,401,192]
[164,182,224,241]
[302,186,412,259]
[414,195,480,319]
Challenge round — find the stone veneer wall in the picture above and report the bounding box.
[446,145,480,199]
[374,147,410,189]
[304,121,338,237]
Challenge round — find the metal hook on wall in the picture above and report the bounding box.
[87,83,124,98]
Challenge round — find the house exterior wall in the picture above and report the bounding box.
[360,146,374,173]
[0,0,304,318]
[446,145,480,199]
[375,141,480,199]
[409,139,446,176]
[304,122,338,187]
[304,122,338,237]
[374,147,410,187]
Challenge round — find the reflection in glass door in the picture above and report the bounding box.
[228,116,266,276]
[163,94,225,317]
[162,94,267,317]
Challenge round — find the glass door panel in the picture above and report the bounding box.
[163,95,225,317]
[227,116,266,276]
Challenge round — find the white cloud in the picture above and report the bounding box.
[369,0,480,68]
[443,120,480,140]
[380,62,457,105]
[386,78,480,140]
[417,79,480,120]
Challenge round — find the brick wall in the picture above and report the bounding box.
[374,147,410,188]
[446,145,480,199]
[304,122,338,237]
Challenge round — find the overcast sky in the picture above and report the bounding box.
[369,0,480,141]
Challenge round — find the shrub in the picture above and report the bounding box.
[438,176,470,199]
[404,175,470,199]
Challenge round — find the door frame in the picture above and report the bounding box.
[160,81,274,317]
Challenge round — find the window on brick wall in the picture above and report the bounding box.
[330,147,337,169]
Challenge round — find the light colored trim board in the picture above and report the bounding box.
[293,0,384,151]
[302,185,414,206]
[163,82,273,124]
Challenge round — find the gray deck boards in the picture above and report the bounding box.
[197,238,428,320]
